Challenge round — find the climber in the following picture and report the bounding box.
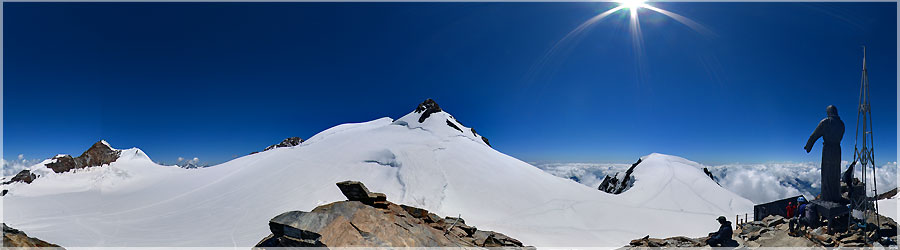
[789,196,817,236]
[706,216,733,247]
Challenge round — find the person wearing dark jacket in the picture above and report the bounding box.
[804,105,845,203]
[789,196,817,236]
[706,216,733,247]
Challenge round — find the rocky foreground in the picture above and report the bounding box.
[2,223,64,249]
[628,213,898,248]
[255,181,532,248]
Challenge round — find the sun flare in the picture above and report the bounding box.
[619,0,647,10]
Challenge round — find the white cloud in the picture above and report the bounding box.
[2,154,42,177]
[177,157,185,162]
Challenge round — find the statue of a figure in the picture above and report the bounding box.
[804,105,845,203]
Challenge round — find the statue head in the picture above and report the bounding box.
[826,105,838,117]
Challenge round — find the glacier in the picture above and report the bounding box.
[1,107,754,247]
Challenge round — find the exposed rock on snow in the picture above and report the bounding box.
[3,223,64,249]
[878,187,898,200]
[598,158,640,194]
[45,140,121,173]
[263,137,304,151]
[414,98,442,123]
[255,181,531,248]
[446,119,463,132]
[703,167,719,184]
[3,169,37,184]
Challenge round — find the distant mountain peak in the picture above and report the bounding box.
[46,140,121,173]
[264,137,304,151]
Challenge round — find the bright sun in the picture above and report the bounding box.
[619,0,647,10]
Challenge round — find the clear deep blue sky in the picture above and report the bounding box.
[4,2,897,165]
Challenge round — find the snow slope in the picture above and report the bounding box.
[2,107,754,247]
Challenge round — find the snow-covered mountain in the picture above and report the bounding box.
[2,99,754,247]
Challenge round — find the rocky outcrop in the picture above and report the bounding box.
[414,99,442,123]
[263,137,304,151]
[3,223,64,249]
[45,141,120,173]
[702,167,720,185]
[627,214,897,248]
[598,158,641,194]
[335,181,388,208]
[878,187,898,200]
[446,119,463,132]
[2,170,37,185]
[628,235,711,247]
[255,181,532,248]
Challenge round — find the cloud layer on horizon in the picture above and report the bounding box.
[535,161,898,203]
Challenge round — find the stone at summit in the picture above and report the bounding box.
[255,181,532,248]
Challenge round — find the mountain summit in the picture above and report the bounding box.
[3,99,753,247]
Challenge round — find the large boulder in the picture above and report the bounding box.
[255,181,532,248]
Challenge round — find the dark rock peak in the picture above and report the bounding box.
[255,181,532,248]
[414,99,442,123]
[263,137,304,152]
[598,158,641,194]
[45,140,121,174]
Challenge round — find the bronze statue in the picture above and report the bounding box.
[804,105,845,203]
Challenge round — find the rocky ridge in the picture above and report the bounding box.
[413,98,492,147]
[251,137,304,155]
[255,181,532,248]
[3,140,121,186]
[46,140,120,174]
[627,214,897,248]
[3,223,64,249]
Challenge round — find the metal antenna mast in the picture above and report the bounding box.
[851,46,879,240]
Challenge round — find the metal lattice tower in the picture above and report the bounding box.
[851,46,879,239]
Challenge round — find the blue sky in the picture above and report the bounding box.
[4,2,897,166]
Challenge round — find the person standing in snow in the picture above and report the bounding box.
[804,105,845,203]
[706,216,733,247]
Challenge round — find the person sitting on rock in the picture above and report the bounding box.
[789,196,816,236]
[706,216,733,247]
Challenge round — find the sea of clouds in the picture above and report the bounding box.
[534,160,898,203]
[1,154,43,177]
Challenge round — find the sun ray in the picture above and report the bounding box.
[642,4,717,38]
